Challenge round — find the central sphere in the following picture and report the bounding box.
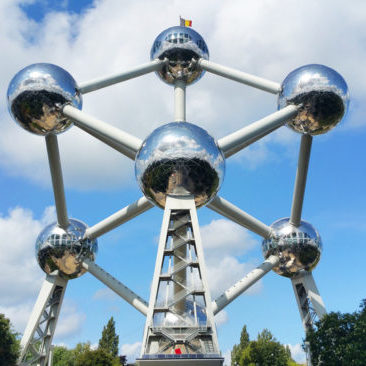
[262,218,322,278]
[135,122,225,208]
[35,219,97,279]
[150,26,209,85]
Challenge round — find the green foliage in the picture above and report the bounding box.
[98,317,119,357]
[231,326,302,366]
[305,299,366,365]
[231,325,249,365]
[0,313,20,366]
[53,345,75,366]
[240,330,291,366]
[75,348,120,366]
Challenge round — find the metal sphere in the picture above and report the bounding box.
[35,219,97,279]
[7,63,82,135]
[150,26,209,85]
[278,64,349,135]
[135,122,225,208]
[262,218,322,278]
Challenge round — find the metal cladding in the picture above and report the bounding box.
[262,218,322,278]
[135,122,225,208]
[278,64,349,135]
[150,26,209,85]
[7,63,82,135]
[36,219,97,279]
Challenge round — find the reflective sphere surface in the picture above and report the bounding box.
[135,122,225,208]
[262,218,322,278]
[151,26,209,85]
[7,63,82,135]
[278,64,349,135]
[36,219,97,279]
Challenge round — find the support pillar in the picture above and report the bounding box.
[291,271,326,366]
[137,195,223,366]
[18,274,68,366]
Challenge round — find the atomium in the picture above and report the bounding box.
[35,219,97,279]
[7,63,82,135]
[151,26,209,85]
[10,24,351,366]
[262,218,322,278]
[135,121,225,208]
[278,64,349,135]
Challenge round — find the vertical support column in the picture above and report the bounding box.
[138,195,223,365]
[291,271,326,366]
[18,274,68,366]
[174,80,186,122]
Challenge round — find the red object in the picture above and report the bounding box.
[174,348,182,354]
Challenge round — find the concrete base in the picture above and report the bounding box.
[136,355,224,366]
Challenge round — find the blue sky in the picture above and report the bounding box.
[0,0,366,364]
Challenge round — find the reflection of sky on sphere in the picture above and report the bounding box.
[35,218,97,279]
[262,218,322,277]
[279,64,349,109]
[150,26,209,61]
[135,122,225,183]
[7,63,81,110]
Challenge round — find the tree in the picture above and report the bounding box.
[231,325,302,366]
[75,348,120,366]
[98,317,119,357]
[231,325,250,365]
[305,299,366,365]
[52,345,75,366]
[0,313,20,366]
[240,329,292,366]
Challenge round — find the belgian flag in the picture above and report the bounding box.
[180,17,192,27]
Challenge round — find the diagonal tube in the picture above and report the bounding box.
[198,59,281,94]
[290,134,313,227]
[78,59,167,94]
[82,259,148,316]
[62,105,142,160]
[84,196,154,240]
[207,196,272,239]
[218,105,300,158]
[45,134,69,229]
[212,255,279,314]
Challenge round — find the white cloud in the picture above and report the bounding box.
[54,300,86,340]
[287,343,307,364]
[93,287,119,301]
[0,0,364,189]
[222,348,232,366]
[201,219,261,298]
[0,206,54,308]
[121,341,142,363]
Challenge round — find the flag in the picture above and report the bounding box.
[180,17,192,27]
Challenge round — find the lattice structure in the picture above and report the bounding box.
[6,24,349,366]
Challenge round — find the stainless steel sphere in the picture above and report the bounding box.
[7,63,82,135]
[278,64,349,135]
[135,122,225,208]
[150,26,209,85]
[35,219,97,279]
[262,218,322,278]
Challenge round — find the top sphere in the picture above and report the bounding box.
[150,26,209,85]
[35,218,97,279]
[7,63,82,136]
[262,218,322,278]
[135,122,225,208]
[278,64,349,135]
